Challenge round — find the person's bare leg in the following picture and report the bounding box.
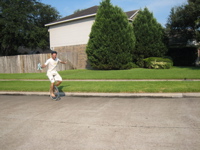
[55,81,62,87]
[50,82,55,97]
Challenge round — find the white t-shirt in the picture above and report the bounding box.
[45,58,61,74]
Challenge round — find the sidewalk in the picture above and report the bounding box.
[0,91,200,98]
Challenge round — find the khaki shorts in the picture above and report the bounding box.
[47,71,62,83]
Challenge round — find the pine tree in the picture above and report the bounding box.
[86,0,135,70]
[133,7,167,67]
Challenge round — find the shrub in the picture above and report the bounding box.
[143,57,173,69]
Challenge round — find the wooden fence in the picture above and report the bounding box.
[0,52,78,73]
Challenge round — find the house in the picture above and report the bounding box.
[45,6,139,69]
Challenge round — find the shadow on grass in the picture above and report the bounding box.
[58,85,70,97]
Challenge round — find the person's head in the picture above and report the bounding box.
[51,51,57,59]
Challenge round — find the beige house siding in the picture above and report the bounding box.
[49,17,95,49]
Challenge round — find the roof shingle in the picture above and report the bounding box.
[46,6,139,26]
[57,6,99,23]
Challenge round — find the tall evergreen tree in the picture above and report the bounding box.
[133,7,167,67]
[86,0,135,70]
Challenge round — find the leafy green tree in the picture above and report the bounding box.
[133,7,168,67]
[0,0,60,56]
[86,0,135,70]
[166,0,200,44]
[74,9,84,14]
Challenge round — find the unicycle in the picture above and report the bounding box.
[50,85,60,101]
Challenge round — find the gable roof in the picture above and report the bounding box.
[45,6,139,26]
[126,10,139,20]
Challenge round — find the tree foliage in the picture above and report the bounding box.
[133,7,168,67]
[0,0,60,56]
[74,9,84,14]
[86,0,135,70]
[166,0,200,44]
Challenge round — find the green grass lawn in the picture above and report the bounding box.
[0,66,200,79]
[0,66,199,93]
[1,81,200,93]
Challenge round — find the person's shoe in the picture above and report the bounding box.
[52,96,56,100]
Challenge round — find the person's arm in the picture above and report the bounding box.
[41,59,49,68]
[60,60,67,64]
[41,64,47,68]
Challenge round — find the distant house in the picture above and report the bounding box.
[45,6,139,69]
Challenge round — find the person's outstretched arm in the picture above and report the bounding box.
[60,61,67,64]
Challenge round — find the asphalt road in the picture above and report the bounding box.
[0,95,199,150]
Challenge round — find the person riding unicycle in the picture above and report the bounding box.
[41,51,67,98]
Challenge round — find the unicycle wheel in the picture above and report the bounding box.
[50,86,60,100]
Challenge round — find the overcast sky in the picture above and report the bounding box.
[41,0,187,27]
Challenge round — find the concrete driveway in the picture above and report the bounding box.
[0,95,199,150]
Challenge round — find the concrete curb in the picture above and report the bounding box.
[0,91,200,98]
